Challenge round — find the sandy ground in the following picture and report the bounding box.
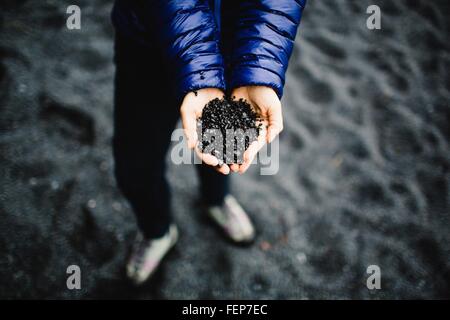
[0,0,449,299]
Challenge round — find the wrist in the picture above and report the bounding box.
[232,85,277,99]
[185,87,224,99]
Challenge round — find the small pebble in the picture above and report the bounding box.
[50,180,59,190]
[29,177,37,186]
[112,201,122,211]
[260,241,272,251]
[100,161,109,171]
[296,252,307,264]
[87,199,96,209]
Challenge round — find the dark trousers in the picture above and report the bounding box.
[113,33,229,239]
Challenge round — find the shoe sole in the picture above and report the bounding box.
[200,207,256,247]
[128,227,179,286]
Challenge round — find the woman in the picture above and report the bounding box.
[111,0,306,284]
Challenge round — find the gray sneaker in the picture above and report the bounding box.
[206,195,255,244]
[126,224,178,285]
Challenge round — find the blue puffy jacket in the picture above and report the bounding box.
[112,0,306,100]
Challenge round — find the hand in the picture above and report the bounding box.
[230,86,283,174]
[180,88,231,175]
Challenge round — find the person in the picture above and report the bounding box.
[111,0,306,284]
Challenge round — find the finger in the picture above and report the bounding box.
[238,140,264,174]
[194,146,232,176]
[229,163,240,173]
[195,148,219,167]
[238,146,256,174]
[194,147,219,166]
[215,163,230,175]
[267,103,283,143]
[180,107,198,149]
[239,128,267,174]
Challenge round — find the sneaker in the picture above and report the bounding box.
[206,195,255,244]
[126,224,178,285]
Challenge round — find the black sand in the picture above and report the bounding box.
[198,97,260,164]
[0,0,449,299]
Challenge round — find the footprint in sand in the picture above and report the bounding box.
[39,93,96,146]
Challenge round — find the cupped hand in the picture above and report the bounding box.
[230,86,283,174]
[180,88,230,175]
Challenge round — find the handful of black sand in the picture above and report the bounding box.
[197,97,261,164]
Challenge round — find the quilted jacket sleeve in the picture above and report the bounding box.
[228,0,306,98]
[147,0,225,98]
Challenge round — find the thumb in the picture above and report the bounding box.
[180,107,198,149]
[266,104,283,143]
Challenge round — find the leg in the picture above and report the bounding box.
[198,165,255,244]
[113,33,179,239]
[197,164,230,206]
